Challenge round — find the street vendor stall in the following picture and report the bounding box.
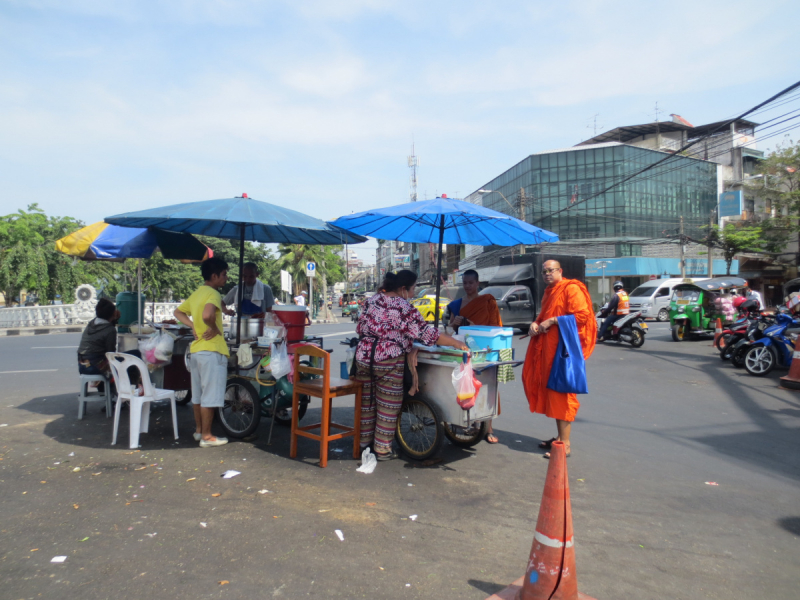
[394,342,521,459]
[105,194,366,437]
[331,196,556,459]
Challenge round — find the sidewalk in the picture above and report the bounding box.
[0,325,83,337]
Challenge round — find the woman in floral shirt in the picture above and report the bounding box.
[355,270,468,461]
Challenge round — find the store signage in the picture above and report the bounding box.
[719,191,743,218]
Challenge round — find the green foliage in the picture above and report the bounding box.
[275,244,345,294]
[0,205,287,305]
[705,223,767,275]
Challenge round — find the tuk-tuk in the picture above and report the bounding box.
[669,276,748,341]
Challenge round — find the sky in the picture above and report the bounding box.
[2,0,799,264]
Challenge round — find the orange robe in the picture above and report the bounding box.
[460,294,502,327]
[522,278,596,421]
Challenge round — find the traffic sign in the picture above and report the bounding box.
[306,262,316,278]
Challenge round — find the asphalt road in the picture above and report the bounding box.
[0,318,798,600]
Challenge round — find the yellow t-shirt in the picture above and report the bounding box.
[178,285,230,356]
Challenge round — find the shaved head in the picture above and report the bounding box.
[542,259,563,286]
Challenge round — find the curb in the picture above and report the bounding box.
[310,319,339,324]
[0,326,83,337]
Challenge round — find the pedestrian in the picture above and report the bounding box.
[173,256,230,448]
[448,269,504,444]
[747,287,763,310]
[354,270,468,461]
[522,260,596,458]
[293,291,307,306]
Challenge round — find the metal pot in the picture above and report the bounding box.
[226,317,264,340]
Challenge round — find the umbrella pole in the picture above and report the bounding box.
[236,224,245,346]
[137,259,143,327]
[433,215,445,330]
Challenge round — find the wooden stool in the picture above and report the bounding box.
[290,344,362,467]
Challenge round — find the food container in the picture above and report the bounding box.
[459,326,514,362]
[257,329,279,347]
[272,305,308,342]
[226,317,264,340]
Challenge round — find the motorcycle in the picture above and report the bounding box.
[717,312,758,359]
[727,314,776,368]
[742,312,800,376]
[596,307,648,348]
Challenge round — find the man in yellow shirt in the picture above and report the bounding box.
[174,257,231,448]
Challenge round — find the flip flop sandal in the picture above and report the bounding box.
[543,450,570,459]
[485,433,499,444]
[538,437,557,449]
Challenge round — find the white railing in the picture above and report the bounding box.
[0,301,215,329]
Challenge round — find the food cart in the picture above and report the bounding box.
[394,343,521,460]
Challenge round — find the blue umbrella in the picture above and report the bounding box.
[330,196,559,327]
[106,195,365,344]
[105,195,365,245]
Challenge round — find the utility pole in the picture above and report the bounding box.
[679,216,686,278]
[707,210,714,277]
[518,187,527,255]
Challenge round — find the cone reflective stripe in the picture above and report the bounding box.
[515,441,595,600]
[779,349,800,391]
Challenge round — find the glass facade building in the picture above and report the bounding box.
[475,143,718,243]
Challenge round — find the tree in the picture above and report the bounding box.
[275,244,344,295]
[705,223,767,275]
[749,138,800,265]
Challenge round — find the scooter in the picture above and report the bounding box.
[717,313,758,358]
[596,307,648,348]
[743,312,800,376]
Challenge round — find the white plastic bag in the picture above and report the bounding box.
[345,347,356,376]
[356,447,377,474]
[154,331,175,362]
[270,341,291,380]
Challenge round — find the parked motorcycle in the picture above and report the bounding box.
[596,307,648,348]
[717,313,758,359]
[727,314,776,368]
[743,313,800,376]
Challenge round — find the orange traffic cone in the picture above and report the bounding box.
[779,350,800,391]
[485,442,595,600]
[713,318,723,348]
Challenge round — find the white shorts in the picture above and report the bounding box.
[190,352,228,408]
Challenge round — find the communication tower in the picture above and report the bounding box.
[408,143,419,202]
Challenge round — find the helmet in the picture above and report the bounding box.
[613,281,624,290]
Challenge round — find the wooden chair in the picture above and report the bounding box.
[290,344,362,467]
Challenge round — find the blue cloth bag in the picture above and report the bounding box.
[546,315,588,394]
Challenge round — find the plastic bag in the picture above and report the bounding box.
[154,331,175,362]
[345,347,356,376]
[270,341,291,380]
[356,447,377,474]
[452,360,476,410]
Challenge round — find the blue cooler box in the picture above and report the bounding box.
[459,326,513,362]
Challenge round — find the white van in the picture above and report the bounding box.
[628,278,707,321]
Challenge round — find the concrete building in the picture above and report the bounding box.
[459,114,785,304]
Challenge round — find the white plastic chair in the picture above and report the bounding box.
[77,374,112,419]
[106,352,179,449]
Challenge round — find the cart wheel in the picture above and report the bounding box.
[444,421,487,448]
[273,358,315,427]
[218,377,261,438]
[175,390,192,406]
[273,400,309,426]
[396,396,443,460]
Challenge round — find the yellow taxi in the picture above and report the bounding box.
[412,295,449,322]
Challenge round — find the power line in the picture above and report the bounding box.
[530,79,800,225]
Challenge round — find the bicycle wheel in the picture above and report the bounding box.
[396,396,443,460]
[218,377,261,438]
[444,421,487,448]
[174,389,192,406]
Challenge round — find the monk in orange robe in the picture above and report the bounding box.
[522,260,596,458]
[449,269,503,443]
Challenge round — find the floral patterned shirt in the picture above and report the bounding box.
[356,293,440,362]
